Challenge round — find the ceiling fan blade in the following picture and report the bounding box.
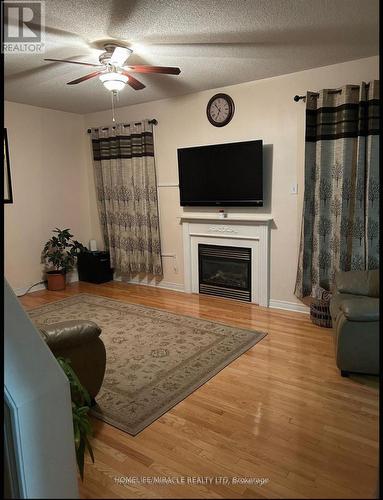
[45,58,102,67]
[121,71,146,90]
[109,46,132,67]
[67,70,103,85]
[124,65,181,75]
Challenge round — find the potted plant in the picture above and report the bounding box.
[42,228,85,291]
[56,357,94,480]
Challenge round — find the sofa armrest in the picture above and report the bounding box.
[39,320,102,350]
[340,298,379,322]
[335,270,379,297]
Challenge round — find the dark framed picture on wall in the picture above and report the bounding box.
[4,129,13,203]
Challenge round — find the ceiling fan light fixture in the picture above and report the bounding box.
[99,72,129,91]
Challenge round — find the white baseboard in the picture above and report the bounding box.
[269,299,309,314]
[67,270,79,284]
[13,273,308,315]
[115,278,309,314]
[14,282,47,296]
[114,277,309,313]
[114,275,185,293]
[13,271,79,297]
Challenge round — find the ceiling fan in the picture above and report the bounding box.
[44,43,181,92]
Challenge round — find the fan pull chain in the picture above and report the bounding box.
[111,91,117,122]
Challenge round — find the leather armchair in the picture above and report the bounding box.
[39,320,106,400]
[330,270,379,376]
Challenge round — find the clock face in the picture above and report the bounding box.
[207,93,234,127]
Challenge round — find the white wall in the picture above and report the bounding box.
[83,56,379,307]
[4,102,93,291]
[4,57,378,305]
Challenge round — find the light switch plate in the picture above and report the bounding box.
[290,183,298,195]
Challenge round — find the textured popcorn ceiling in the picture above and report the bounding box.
[4,0,379,114]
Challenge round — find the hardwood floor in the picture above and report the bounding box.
[21,281,379,499]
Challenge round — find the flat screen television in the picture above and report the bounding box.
[177,140,263,206]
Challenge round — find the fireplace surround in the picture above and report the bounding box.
[180,214,272,306]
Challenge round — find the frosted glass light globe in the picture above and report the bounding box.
[99,72,128,91]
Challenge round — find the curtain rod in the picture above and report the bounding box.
[87,119,158,133]
[294,83,370,102]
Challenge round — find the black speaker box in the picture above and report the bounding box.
[77,251,114,284]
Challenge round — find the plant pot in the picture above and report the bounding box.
[47,271,66,291]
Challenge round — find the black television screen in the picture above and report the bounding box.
[178,140,263,206]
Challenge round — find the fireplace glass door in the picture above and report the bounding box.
[198,244,251,301]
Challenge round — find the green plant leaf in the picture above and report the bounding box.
[77,406,90,413]
[79,418,92,434]
[76,440,85,481]
[56,355,94,479]
[42,228,83,273]
[84,436,95,463]
[74,424,81,447]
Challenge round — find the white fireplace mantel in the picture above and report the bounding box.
[179,214,273,306]
[178,214,273,223]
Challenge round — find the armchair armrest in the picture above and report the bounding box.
[335,270,379,297]
[340,298,379,322]
[39,320,102,350]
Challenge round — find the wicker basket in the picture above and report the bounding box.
[310,298,333,328]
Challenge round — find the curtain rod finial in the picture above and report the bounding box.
[294,95,301,102]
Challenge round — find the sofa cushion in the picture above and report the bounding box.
[39,320,102,349]
[330,293,368,322]
[335,269,379,297]
[330,293,343,321]
[340,298,379,322]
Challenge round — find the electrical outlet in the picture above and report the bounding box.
[290,183,298,195]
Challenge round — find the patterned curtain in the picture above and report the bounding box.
[91,120,163,277]
[295,81,379,299]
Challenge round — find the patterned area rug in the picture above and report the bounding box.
[29,294,266,435]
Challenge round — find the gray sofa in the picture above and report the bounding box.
[329,270,379,376]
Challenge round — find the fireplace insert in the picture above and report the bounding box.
[198,244,251,301]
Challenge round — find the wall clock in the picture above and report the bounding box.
[206,93,235,127]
